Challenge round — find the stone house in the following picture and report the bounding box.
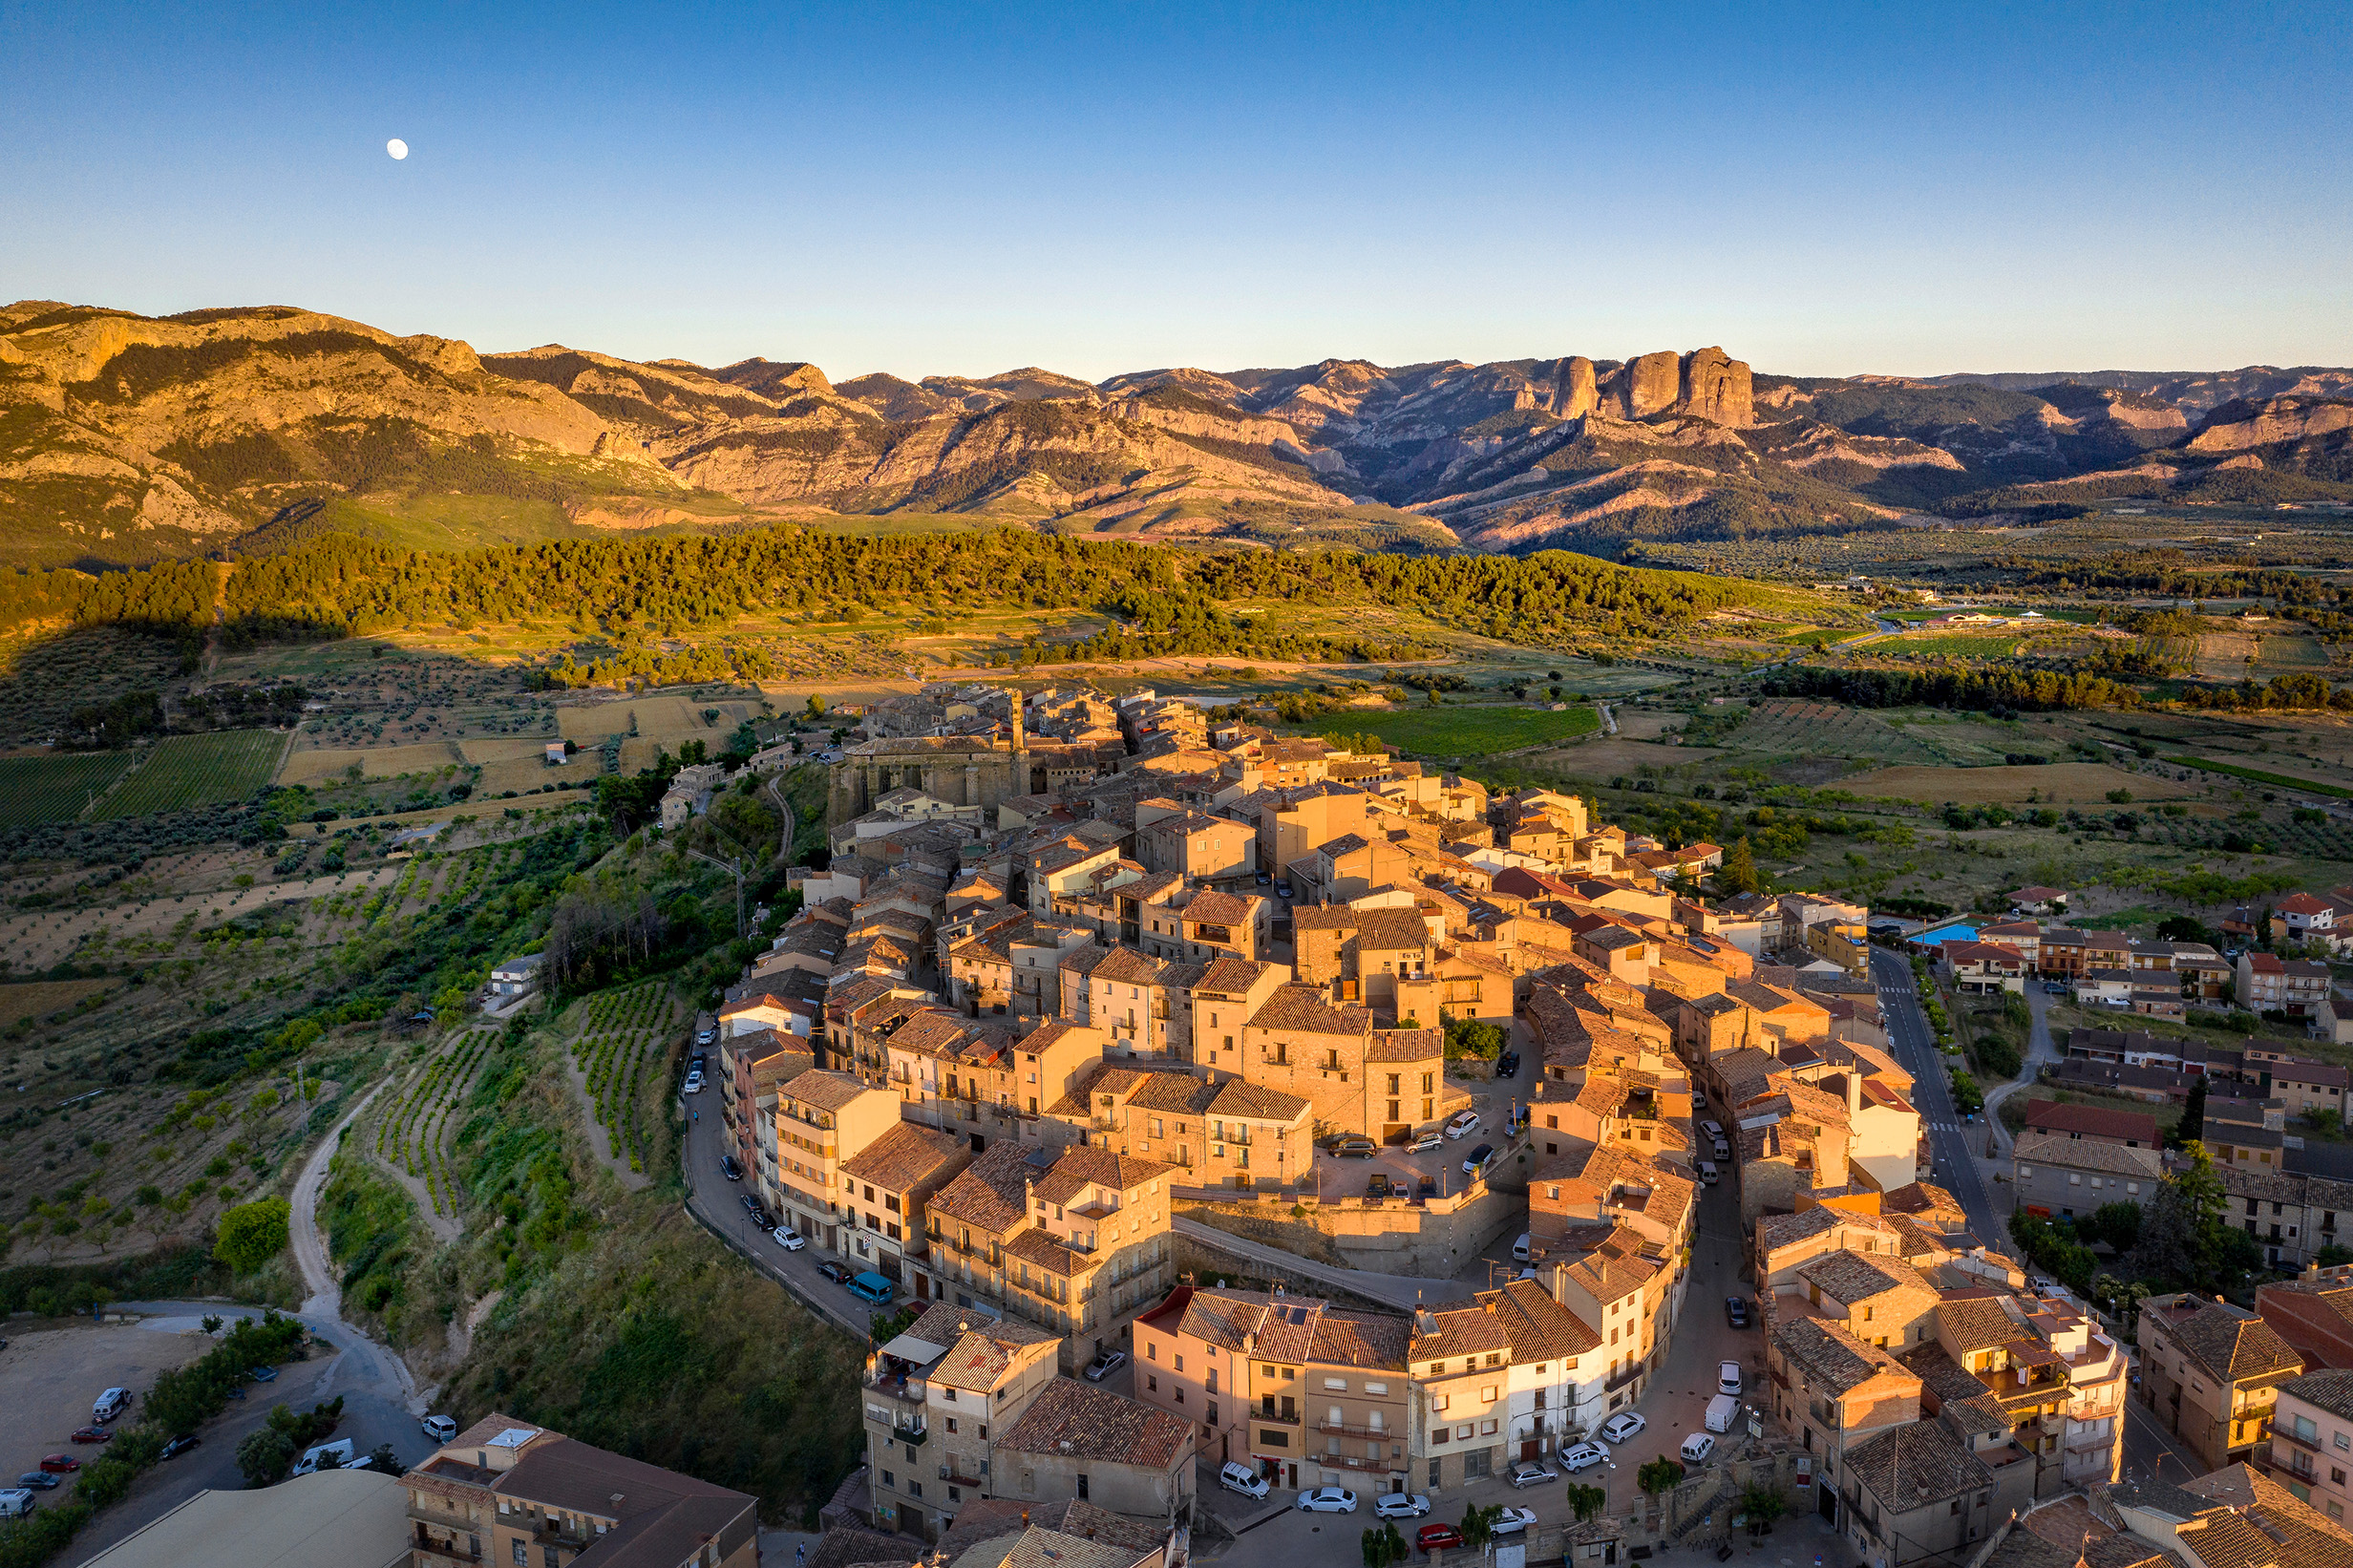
[2137,1292,2303,1473]
[2011,1132,2164,1221]
[861,1303,1061,1543]
[991,1378,1197,1526]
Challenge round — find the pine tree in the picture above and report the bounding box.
[1719,837,1761,896]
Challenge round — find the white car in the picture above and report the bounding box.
[1445,1111,1480,1140]
[774,1226,806,1250]
[1600,1411,1646,1445]
[1561,1441,1608,1473]
[683,1073,706,1095]
[1492,1508,1537,1536]
[1375,1493,1431,1519]
[1681,1432,1717,1464]
[1507,1460,1556,1488]
[1700,1119,1725,1138]
[420,1414,457,1444]
[1719,1361,1743,1396]
[1297,1486,1358,1514]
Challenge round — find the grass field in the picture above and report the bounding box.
[0,750,138,828]
[2166,754,2353,800]
[0,978,117,1027]
[92,730,286,818]
[1305,703,1602,758]
[1841,761,2195,804]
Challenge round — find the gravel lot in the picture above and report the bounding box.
[0,1320,210,1484]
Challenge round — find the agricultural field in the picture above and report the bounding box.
[1725,700,1947,767]
[1314,702,1601,759]
[0,625,191,748]
[1842,762,2195,805]
[2195,627,2334,684]
[374,1026,502,1220]
[0,750,138,828]
[91,730,286,819]
[565,981,681,1176]
[0,977,117,1028]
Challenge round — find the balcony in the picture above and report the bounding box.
[410,1530,483,1564]
[2273,1426,2323,1455]
[1319,1421,1394,1441]
[1318,1451,1399,1473]
[1256,1408,1304,1428]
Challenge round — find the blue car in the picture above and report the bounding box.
[249,1366,279,1382]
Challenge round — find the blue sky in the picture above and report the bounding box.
[4,3,2347,380]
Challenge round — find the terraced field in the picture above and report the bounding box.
[1733,701,1943,765]
[91,729,286,818]
[569,980,679,1176]
[374,1026,502,1220]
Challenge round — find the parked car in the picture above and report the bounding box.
[1255,873,1272,887]
[69,1428,112,1445]
[1461,1143,1494,1177]
[683,1072,706,1095]
[720,1155,743,1182]
[1416,1524,1464,1553]
[1376,1493,1431,1519]
[1406,1132,1441,1155]
[1492,1508,1537,1536]
[249,1366,278,1383]
[816,1261,854,1284]
[1416,1175,1436,1200]
[2044,981,2067,994]
[292,1439,355,1477]
[1719,1361,1744,1397]
[0,1491,32,1521]
[1512,1233,1531,1263]
[748,1206,774,1230]
[1507,1460,1556,1489]
[1725,1296,1750,1328]
[1445,1111,1480,1140]
[1700,1119,1725,1139]
[1219,1461,1270,1499]
[1599,1412,1646,1444]
[1494,1052,1519,1078]
[774,1226,807,1251]
[159,1434,201,1460]
[1084,1349,1128,1383]
[1561,1442,1607,1473]
[1681,1432,1717,1464]
[1697,1159,1720,1185]
[740,1194,763,1216]
[93,1388,131,1423]
[36,1456,78,1474]
[1298,1486,1357,1514]
[696,1028,717,1047]
[1365,1173,1396,1199]
[15,1473,58,1491]
[1276,881,1295,900]
[421,1415,457,1443]
[1333,1135,1378,1158]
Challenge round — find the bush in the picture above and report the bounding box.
[212,1197,291,1274]
[1975,1033,2023,1079]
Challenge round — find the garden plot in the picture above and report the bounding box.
[2197,629,2334,683]
[374,1026,501,1223]
[564,980,681,1182]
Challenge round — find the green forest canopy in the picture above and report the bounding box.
[0,527,1787,674]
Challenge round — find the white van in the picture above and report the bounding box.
[1704,1393,1741,1433]
[1219,1460,1271,1500]
[1696,1160,1720,1185]
[93,1388,131,1423]
[0,1489,33,1519]
[1512,1233,1531,1263]
[1711,1137,1731,1162]
[291,1439,356,1477]
[421,1414,457,1444]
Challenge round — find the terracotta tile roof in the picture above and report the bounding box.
[1208,1078,1311,1121]
[1411,1303,1512,1363]
[1937,1293,2024,1354]
[781,1068,881,1112]
[2175,1464,2353,1568]
[929,1317,1061,1391]
[1031,1143,1176,1204]
[1181,890,1256,925]
[1842,1419,1988,1513]
[927,1145,1038,1233]
[1476,1277,1601,1363]
[1246,985,1371,1037]
[1795,1250,1929,1305]
[841,1122,969,1193]
[2012,1131,2164,1179]
[2162,1300,2303,1386]
[1193,954,1273,996]
[938,1501,1164,1563]
[2024,1099,2161,1145]
[1309,1308,1411,1370]
[1367,1027,1444,1063]
[994,1377,1194,1469]
[1774,1316,1913,1395]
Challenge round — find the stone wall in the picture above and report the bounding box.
[1179,1179,1526,1278]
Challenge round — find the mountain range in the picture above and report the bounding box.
[3,298,2350,570]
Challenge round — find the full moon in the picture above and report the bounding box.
[386,138,408,160]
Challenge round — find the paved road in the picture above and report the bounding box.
[1982,982,2062,1162]
[1871,947,2003,1237]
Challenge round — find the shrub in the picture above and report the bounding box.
[212,1196,290,1274]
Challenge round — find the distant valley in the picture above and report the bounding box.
[2,298,2350,569]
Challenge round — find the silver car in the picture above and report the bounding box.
[1375,1493,1431,1519]
[1508,1460,1557,1489]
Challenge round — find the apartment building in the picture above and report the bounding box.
[2011,1133,2164,1219]
[2138,1292,2305,1472]
[1410,1303,1516,1492]
[773,1069,902,1253]
[1133,1284,1412,1493]
[918,1144,1176,1366]
[861,1303,1062,1543]
[2260,1265,2353,1370]
[838,1121,972,1285]
[401,1415,757,1568]
[1051,1063,1313,1191]
[2263,1368,2353,1521]
[992,1377,1197,1524]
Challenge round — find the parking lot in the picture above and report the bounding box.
[1310,1057,1531,1203]
[0,1320,210,1494]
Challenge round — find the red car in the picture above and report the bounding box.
[39,1454,80,1473]
[70,1427,114,1444]
[1417,1525,1464,1554]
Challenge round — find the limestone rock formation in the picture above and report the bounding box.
[1620,350,1683,417]
[1548,355,1598,418]
[1677,347,1753,428]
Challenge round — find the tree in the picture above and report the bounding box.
[1567,1482,1607,1523]
[1362,1524,1408,1568]
[2130,1140,2230,1291]
[213,1196,291,1274]
[805,693,827,719]
[236,1427,295,1488]
[2157,915,2211,944]
[2180,1076,2208,1144]
[1638,1458,1685,1497]
[1459,1504,1504,1548]
[2088,1201,2143,1252]
[1738,1482,1789,1535]
[1718,837,1761,896]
